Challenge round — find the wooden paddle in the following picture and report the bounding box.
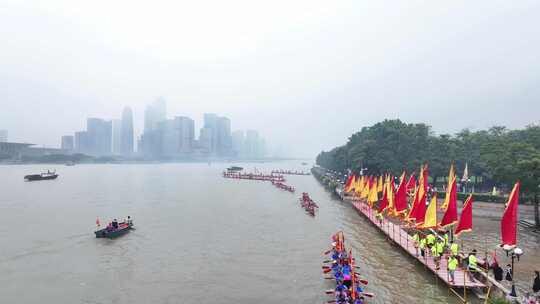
[325,290,374,298]
[323,277,368,285]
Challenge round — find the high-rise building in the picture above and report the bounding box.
[75,131,90,154]
[203,113,218,153]
[61,135,74,151]
[0,130,7,142]
[198,127,213,153]
[216,117,232,155]
[120,107,134,155]
[244,130,266,159]
[176,116,194,153]
[144,97,167,132]
[159,119,180,157]
[202,114,232,156]
[87,118,112,156]
[142,98,167,157]
[112,119,122,155]
[232,130,245,158]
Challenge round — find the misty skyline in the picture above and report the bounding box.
[2,0,540,158]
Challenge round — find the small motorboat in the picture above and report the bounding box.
[95,220,134,238]
[24,170,58,181]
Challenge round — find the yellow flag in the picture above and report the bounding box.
[420,194,438,229]
[346,175,356,192]
[377,176,383,192]
[356,176,365,194]
[355,176,363,194]
[418,165,425,199]
[387,178,395,215]
[441,164,456,210]
[361,178,370,198]
[368,181,379,206]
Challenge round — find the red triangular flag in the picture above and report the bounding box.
[440,177,458,227]
[394,172,408,214]
[455,195,473,236]
[501,182,520,246]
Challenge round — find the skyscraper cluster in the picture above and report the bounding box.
[60,97,266,159]
[232,130,266,159]
[137,98,265,159]
[62,107,134,157]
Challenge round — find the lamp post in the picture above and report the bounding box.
[503,245,523,298]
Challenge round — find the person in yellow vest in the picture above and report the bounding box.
[432,240,445,270]
[443,233,449,248]
[419,237,427,258]
[376,212,383,226]
[450,241,459,260]
[447,255,459,283]
[426,233,436,254]
[412,232,420,256]
[467,249,478,281]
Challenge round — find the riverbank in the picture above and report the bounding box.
[311,166,540,302]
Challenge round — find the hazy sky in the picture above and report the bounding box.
[1,0,539,158]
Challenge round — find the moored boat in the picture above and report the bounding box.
[24,170,58,181]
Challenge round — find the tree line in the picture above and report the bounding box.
[316,119,540,202]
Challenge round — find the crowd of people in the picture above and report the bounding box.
[410,230,540,303]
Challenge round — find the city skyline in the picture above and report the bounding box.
[46,98,268,159]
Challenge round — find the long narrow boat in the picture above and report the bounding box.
[300,192,319,216]
[95,221,133,238]
[322,231,374,303]
[271,181,295,192]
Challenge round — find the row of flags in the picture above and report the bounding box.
[343,164,520,247]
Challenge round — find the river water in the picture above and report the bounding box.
[0,163,538,304]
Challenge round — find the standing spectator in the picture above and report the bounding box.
[533,270,540,299]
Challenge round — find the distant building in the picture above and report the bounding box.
[203,113,218,153]
[198,127,213,153]
[120,107,134,155]
[202,114,232,156]
[232,130,245,158]
[87,118,112,156]
[159,119,180,157]
[112,119,122,155]
[144,97,167,132]
[61,135,74,151]
[141,98,167,157]
[75,131,91,154]
[0,142,32,159]
[244,130,265,159]
[176,116,194,153]
[0,130,7,142]
[216,117,232,155]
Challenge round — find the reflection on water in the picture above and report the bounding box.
[0,163,537,303]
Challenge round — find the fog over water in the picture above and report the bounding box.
[2,1,540,157]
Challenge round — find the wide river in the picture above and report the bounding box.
[1,163,538,304]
